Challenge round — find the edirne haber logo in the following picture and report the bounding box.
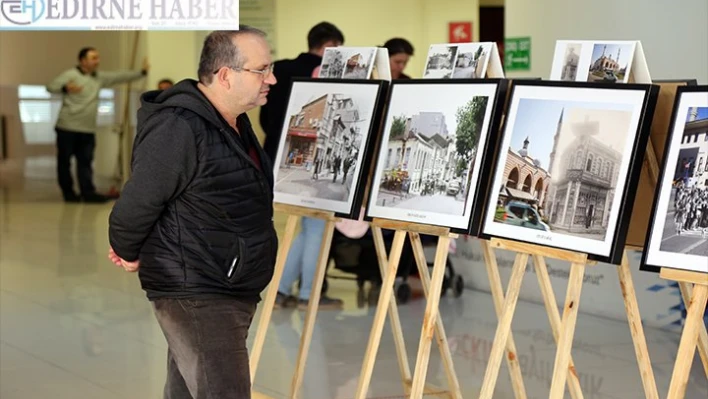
[0,0,239,30]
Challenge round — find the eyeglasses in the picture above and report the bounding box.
[214,64,274,77]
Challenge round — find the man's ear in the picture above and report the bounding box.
[214,67,231,89]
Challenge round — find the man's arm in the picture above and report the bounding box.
[98,69,147,87]
[108,113,197,262]
[46,69,77,94]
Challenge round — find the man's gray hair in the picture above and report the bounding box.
[197,25,267,84]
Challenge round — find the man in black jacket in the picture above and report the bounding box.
[108,27,277,398]
[259,21,344,161]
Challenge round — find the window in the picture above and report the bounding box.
[586,154,594,172]
[509,205,525,219]
[697,157,704,175]
[17,85,115,144]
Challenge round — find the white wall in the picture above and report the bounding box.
[504,0,708,83]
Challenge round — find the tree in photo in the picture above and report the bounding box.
[455,96,489,209]
[390,115,415,169]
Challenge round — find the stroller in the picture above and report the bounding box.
[324,227,464,306]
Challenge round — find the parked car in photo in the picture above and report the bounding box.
[495,200,550,231]
[446,180,461,196]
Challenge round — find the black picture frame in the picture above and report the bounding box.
[478,79,659,265]
[640,85,708,274]
[363,78,508,235]
[271,77,390,220]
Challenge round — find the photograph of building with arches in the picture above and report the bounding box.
[494,97,634,241]
[587,43,634,83]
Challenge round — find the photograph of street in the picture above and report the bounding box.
[586,43,634,83]
[320,47,377,79]
[423,44,457,78]
[658,106,708,256]
[492,97,636,242]
[451,43,492,79]
[273,81,381,212]
[371,84,492,218]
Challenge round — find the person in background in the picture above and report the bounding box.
[157,78,174,90]
[47,47,149,203]
[273,58,345,311]
[383,38,414,79]
[108,27,278,398]
[259,21,344,162]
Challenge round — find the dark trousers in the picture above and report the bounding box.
[152,298,257,399]
[56,128,96,199]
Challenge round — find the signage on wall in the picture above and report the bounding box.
[504,37,531,71]
[0,0,240,30]
[448,22,472,43]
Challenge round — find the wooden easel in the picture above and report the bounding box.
[478,239,590,399]
[660,269,708,399]
[249,203,339,399]
[353,219,463,399]
[478,240,661,399]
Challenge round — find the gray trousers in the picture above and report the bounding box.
[152,298,257,399]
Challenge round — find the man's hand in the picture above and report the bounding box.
[108,246,140,272]
[65,80,82,93]
[142,57,150,72]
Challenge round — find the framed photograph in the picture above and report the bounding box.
[272,78,389,219]
[365,79,507,233]
[480,80,658,264]
[641,85,708,274]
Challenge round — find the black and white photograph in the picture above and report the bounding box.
[423,44,458,79]
[366,80,505,231]
[643,86,708,273]
[320,47,377,79]
[560,42,582,81]
[451,43,492,79]
[272,79,387,217]
[482,81,654,263]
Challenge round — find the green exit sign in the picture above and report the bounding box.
[504,37,531,71]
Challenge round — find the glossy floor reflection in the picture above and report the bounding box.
[1,161,707,399]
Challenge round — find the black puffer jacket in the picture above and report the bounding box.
[108,79,277,302]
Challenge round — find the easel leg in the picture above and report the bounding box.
[289,220,336,399]
[667,283,708,399]
[678,282,708,378]
[372,227,413,393]
[354,229,407,399]
[617,251,659,399]
[531,255,584,399]
[408,235,452,399]
[479,241,528,399]
[478,252,529,399]
[250,214,299,382]
[409,232,463,399]
[548,262,586,399]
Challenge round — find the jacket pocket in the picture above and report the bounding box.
[225,236,247,284]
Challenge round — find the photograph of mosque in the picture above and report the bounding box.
[484,82,644,260]
[587,43,634,83]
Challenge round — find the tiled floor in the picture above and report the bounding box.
[1,159,707,398]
